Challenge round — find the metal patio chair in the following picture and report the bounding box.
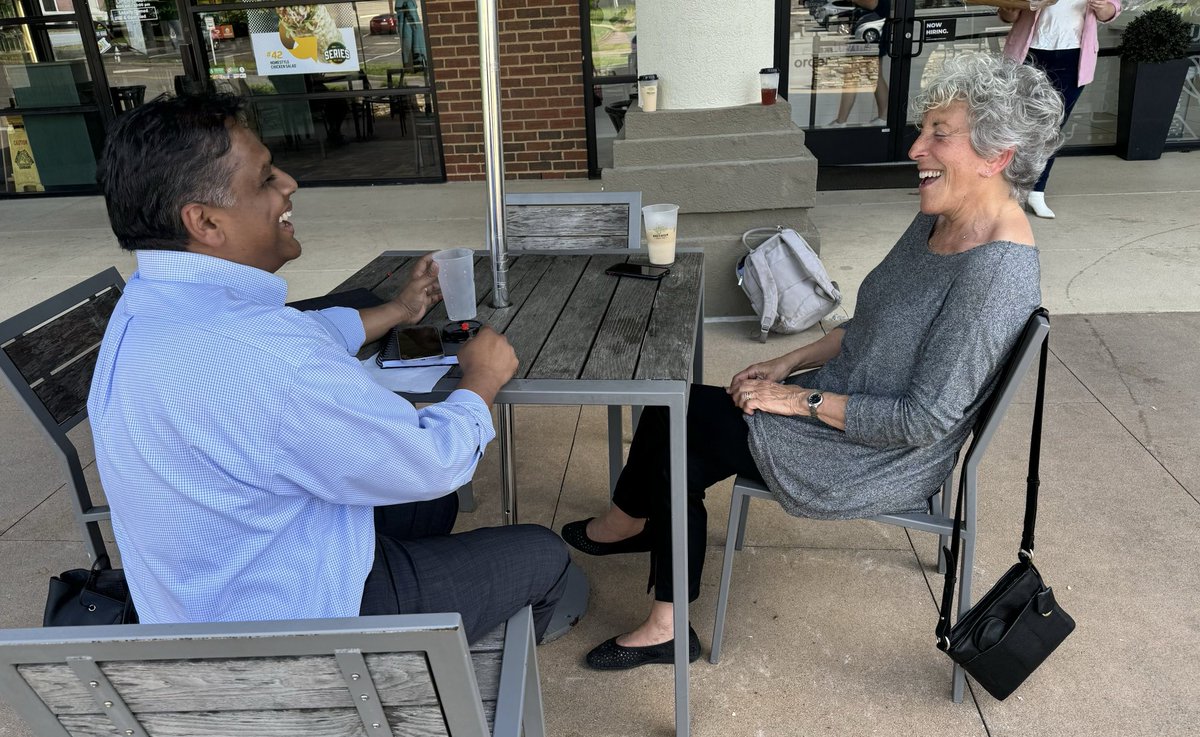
[0,268,125,565]
[505,190,644,493]
[0,606,543,737]
[710,309,1051,704]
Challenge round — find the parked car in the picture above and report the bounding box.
[369,12,397,35]
[812,0,857,27]
[852,14,884,43]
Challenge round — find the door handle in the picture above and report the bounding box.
[908,19,924,58]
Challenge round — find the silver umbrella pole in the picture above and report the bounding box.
[475,0,517,526]
[477,0,509,309]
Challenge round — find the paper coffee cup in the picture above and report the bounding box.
[638,73,659,112]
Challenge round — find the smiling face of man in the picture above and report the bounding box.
[188,124,301,273]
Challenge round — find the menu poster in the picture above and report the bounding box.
[248,5,360,76]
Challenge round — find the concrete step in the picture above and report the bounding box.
[623,98,799,139]
[677,209,819,250]
[612,129,810,168]
[603,155,818,213]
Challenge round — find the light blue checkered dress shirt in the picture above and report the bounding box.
[88,251,495,624]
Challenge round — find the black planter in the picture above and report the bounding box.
[1115,57,1189,161]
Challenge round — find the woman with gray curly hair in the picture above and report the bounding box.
[562,52,1061,671]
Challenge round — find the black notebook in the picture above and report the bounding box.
[377,325,459,369]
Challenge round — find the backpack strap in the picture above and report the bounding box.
[742,226,784,252]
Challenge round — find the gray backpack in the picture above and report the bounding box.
[737,227,842,342]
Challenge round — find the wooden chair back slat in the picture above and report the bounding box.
[1,616,522,737]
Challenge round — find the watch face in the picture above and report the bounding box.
[807,392,822,407]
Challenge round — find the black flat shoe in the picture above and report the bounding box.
[561,518,653,556]
[585,626,702,670]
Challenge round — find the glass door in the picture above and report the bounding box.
[580,0,636,176]
[890,0,1010,157]
[89,0,190,107]
[1,0,107,192]
[781,0,1009,165]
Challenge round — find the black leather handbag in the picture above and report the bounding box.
[936,323,1075,701]
[44,556,138,627]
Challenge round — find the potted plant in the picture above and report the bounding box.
[1115,6,1193,161]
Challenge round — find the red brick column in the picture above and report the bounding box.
[425,0,588,180]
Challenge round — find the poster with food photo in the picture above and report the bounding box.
[248,4,359,75]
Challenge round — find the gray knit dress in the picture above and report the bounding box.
[746,213,1041,520]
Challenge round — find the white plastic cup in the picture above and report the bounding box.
[638,73,659,112]
[432,248,477,321]
[642,204,680,266]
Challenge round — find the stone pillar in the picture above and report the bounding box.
[635,1,774,109]
[603,0,820,318]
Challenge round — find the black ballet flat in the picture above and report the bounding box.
[585,626,702,670]
[561,518,653,556]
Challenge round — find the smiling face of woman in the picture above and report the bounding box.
[908,101,997,220]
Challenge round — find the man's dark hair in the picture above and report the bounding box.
[98,94,246,251]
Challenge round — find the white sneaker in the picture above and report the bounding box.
[826,119,848,127]
[1025,191,1056,219]
[868,117,887,126]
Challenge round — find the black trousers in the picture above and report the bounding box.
[612,384,765,603]
[359,492,570,643]
[1028,47,1085,193]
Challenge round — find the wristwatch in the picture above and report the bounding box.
[806,391,824,419]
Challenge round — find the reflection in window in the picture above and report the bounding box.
[1,23,94,107]
[589,1,636,79]
[199,3,429,95]
[1,110,103,193]
[246,94,441,180]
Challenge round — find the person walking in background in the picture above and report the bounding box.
[829,0,891,127]
[1000,0,1120,218]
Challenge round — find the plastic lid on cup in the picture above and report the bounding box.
[638,74,658,81]
[760,67,780,74]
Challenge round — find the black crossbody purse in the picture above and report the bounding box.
[44,555,138,627]
[936,327,1075,701]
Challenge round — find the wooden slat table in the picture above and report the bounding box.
[332,249,704,737]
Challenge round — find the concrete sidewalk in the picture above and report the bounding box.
[1,151,1198,736]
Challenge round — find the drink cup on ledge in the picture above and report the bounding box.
[432,248,477,322]
[638,74,659,112]
[760,67,780,105]
[642,204,680,266]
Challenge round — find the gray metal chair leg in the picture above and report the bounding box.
[457,482,476,513]
[711,486,748,664]
[734,493,752,551]
[631,405,643,431]
[938,475,953,574]
[607,405,623,497]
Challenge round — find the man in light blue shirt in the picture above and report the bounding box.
[89,93,569,642]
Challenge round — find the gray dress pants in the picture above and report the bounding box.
[359,492,570,643]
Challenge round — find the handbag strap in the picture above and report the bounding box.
[936,313,1049,648]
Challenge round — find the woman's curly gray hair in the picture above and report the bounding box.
[914,53,1065,204]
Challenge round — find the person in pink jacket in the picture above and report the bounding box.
[1000,0,1120,218]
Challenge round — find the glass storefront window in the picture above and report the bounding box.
[91,0,185,103]
[589,0,636,80]
[1,110,104,193]
[2,22,95,107]
[194,2,429,95]
[245,92,441,179]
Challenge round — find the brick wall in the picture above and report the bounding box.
[425,0,588,180]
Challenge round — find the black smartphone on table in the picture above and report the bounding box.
[395,325,444,360]
[378,325,456,368]
[605,263,670,280]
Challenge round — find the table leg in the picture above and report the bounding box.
[669,393,690,737]
[499,404,518,525]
